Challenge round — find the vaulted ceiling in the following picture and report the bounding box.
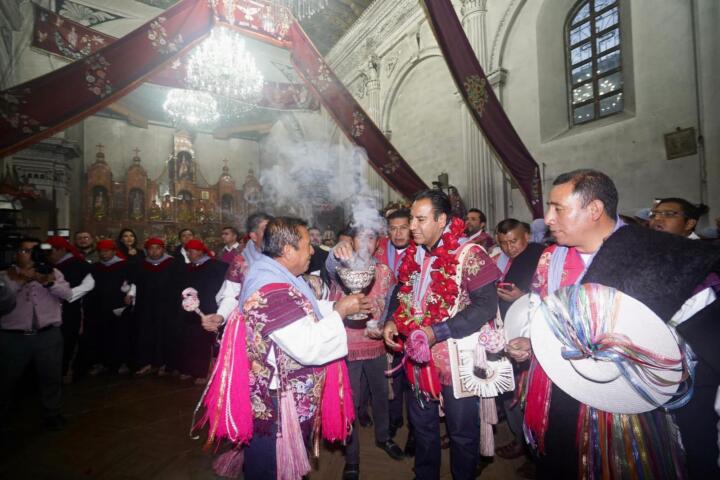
[133,0,374,54]
[300,0,374,54]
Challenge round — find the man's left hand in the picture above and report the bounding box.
[421,326,436,347]
[497,284,524,302]
[201,313,224,333]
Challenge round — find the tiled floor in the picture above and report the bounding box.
[0,375,527,479]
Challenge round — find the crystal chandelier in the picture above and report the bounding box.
[185,26,264,105]
[163,89,219,127]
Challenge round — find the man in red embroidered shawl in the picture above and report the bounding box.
[509,169,720,479]
[464,208,495,251]
[374,208,413,441]
[383,190,500,480]
[238,217,371,480]
[326,225,404,479]
[217,226,242,264]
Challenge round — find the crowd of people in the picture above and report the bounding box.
[1,169,719,480]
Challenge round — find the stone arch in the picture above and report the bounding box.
[489,0,527,72]
[379,47,443,133]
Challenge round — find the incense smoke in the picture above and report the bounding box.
[260,113,386,269]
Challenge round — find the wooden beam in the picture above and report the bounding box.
[106,103,148,128]
[212,123,274,139]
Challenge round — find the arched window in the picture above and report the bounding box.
[566,0,623,125]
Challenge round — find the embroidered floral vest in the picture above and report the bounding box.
[244,283,325,436]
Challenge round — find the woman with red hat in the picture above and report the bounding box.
[176,239,227,384]
[84,239,134,376]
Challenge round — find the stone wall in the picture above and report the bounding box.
[323,0,719,225]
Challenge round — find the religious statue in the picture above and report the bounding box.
[129,189,144,221]
[148,199,162,221]
[221,194,234,222]
[176,150,194,182]
[92,186,108,220]
[161,194,173,220]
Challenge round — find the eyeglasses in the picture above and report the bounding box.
[17,248,32,254]
[649,210,684,219]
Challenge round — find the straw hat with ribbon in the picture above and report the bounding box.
[530,283,693,414]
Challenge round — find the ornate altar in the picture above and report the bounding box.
[83,131,263,250]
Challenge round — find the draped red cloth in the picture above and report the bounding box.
[421,0,544,218]
[30,4,319,111]
[1,0,428,199]
[1,0,213,157]
[287,22,428,197]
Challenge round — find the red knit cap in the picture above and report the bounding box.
[185,239,209,254]
[96,239,117,251]
[47,236,84,260]
[144,237,165,249]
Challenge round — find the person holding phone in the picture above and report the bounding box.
[492,220,545,476]
[494,220,546,318]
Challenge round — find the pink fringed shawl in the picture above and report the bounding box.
[320,359,355,442]
[193,308,253,448]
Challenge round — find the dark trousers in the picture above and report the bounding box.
[676,384,720,479]
[0,327,63,422]
[244,433,277,480]
[84,311,130,369]
[346,354,390,464]
[389,352,406,430]
[409,384,479,480]
[60,311,81,376]
[502,392,524,445]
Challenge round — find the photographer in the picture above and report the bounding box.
[0,238,72,431]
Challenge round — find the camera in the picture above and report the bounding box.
[31,245,54,275]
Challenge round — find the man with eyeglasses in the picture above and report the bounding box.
[0,238,72,431]
[507,170,720,478]
[648,197,709,239]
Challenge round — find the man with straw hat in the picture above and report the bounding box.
[508,169,720,479]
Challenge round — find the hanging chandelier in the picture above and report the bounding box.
[163,89,220,127]
[185,26,264,105]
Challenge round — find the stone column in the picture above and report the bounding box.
[360,56,390,206]
[460,0,502,226]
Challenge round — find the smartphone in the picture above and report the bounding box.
[497,282,515,291]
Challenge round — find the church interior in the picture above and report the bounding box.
[0,0,718,479]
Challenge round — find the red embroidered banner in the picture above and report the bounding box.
[3,0,428,199]
[421,0,543,218]
[0,0,213,157]
[30,4,318,111]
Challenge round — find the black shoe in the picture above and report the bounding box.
[376,439,405,460]
[43,414,66,431]
[404,432,416,457]
[342,463,359,480]
[358,414,373,428]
